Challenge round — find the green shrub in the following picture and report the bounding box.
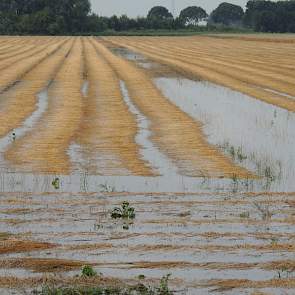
[81,265,97,277]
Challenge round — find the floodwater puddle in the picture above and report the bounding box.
[81,80,89,97]
[0,191,293,294]
[110,46,295,192]
[155,77,295,192]
[120,80,179,177]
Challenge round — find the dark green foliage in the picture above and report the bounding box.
[244,0,295,33]
[0,0,91,35]
[157,274,173,295]
[210,2,244,26]
[111,201,135,220]
[179,6,208,26]
[81,265,97,277]
[52,178,60,190]
[147,6,173,20]
[1,0,292,35]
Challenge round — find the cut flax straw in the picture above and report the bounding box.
[92,38,254,178]
[75,38,154,176]
[6,38,83,174]
[107,36,295,112]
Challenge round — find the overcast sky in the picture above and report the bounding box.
[90,0,248,17]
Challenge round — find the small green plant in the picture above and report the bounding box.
[81,265,97,277]
[52,178,60,190]
[122,223,130,230]
[138,274,146,280]
[111,201,135,220]
[157,274,173,295]
[239,211,250,219]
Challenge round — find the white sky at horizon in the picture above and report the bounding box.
[90,0,249,17]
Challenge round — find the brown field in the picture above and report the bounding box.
[0,35,294,295]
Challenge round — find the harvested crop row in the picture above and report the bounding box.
[210,33,295,43]
[114,36,295,70]
[0,239,56,254]
[155,36,295,64]
[0,37,67,94]
[0,38,57,69]
[6,38,84,174]
[130,40,295,94]
[93,39,253,178]
[0,38,25,51]
[0,258,87,273]
[0,38,32,55]
[75,38,153,176]
[107,37,295,112]
[0,37,51,61]
[0,39,73,138]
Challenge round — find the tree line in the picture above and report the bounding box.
[1,0,295,35]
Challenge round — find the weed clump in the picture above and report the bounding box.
[81,265,97,278]
[111,202,135,220]
[157,274,173,295]
[52,178,60,190]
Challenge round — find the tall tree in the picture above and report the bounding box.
[244,0,295,33]
[147,6,173,19]
[179,6,208,26]
[210,2,244,26]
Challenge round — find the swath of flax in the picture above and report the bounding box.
[6,38,83,174]
[0,38,67,94]
[106,37,295,112]
[0,37,52,60]
[126,38,295,96]
[0,38,37,57]
[111,36,295,74]
[0,38,58,70]
[92,39,254,178]
[0,39,73,138]
[0,38,27,53]
[74,38,154,176]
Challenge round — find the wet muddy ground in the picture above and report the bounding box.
[0,36,294,294]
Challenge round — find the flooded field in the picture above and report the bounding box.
[0,35,294,294]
